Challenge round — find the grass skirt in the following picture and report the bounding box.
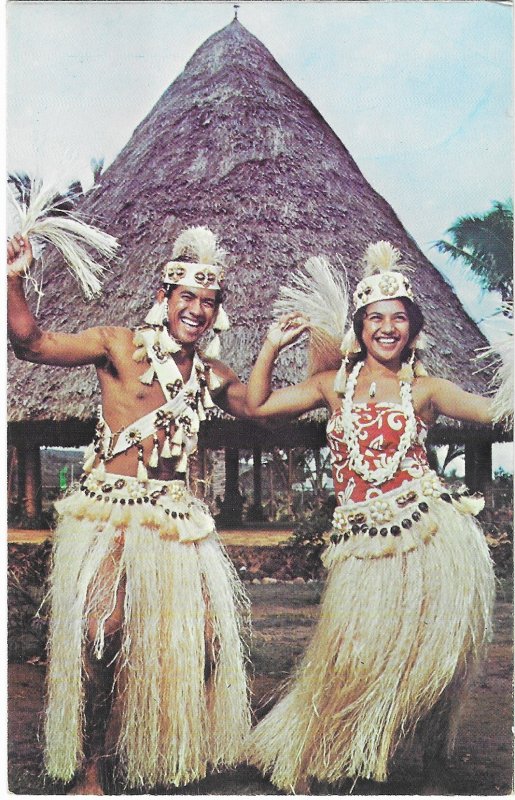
[43,473,251,788]
[247,495,495,791]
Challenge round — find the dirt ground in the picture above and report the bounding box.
[7,580,513,796]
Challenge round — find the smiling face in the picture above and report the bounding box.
[158,285,218,347]
[360,298,411,367]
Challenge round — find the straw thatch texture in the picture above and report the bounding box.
[8,19,491,426]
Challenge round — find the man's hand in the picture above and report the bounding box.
[7,234,33,277]
[265,313,309,354]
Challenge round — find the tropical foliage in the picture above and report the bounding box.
[8,157,105,214]
[434,199,513,305]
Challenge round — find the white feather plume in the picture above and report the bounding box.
[273,256,350,375]
[362,241,407,277]
[9,179,118,300]
[476,331,514,429]
[171,226,226,266]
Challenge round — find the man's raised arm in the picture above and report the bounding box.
[8,234,109,367]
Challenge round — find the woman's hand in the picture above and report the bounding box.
[7,234,33,277]
[265,313,310,354]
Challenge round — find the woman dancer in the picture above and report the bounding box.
[245,242,505,793]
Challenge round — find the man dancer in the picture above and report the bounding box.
[8,226,251,794]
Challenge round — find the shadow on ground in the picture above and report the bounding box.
[8,580,513,795]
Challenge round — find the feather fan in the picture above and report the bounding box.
[9,179,118,300]
[476,329,513,429]
[273,256,349,375]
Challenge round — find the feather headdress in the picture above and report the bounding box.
[334,241,420,393]
[273,256,349,375]
[353,241,414,312]
[8,178,118,300]
[475,311,513,429]
[361,240,404,276]
[171,226,227,266]
[143,225,230,360]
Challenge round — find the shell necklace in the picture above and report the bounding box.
[342,360,417,485]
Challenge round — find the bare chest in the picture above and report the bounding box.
[97,357,192,432]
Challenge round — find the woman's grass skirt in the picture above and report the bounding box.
[247,497,495,791]
[43,474,251,788]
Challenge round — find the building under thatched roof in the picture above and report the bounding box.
[8,19,507,520]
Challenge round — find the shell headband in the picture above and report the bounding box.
[352,241,414,312]
[161,260,225,291]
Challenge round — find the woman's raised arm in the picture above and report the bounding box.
[245,315,327,421]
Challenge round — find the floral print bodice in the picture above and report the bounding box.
[327,402,430,507]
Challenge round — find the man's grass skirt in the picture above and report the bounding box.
[44,473,251,789]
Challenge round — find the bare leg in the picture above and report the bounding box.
[419,684,461,795]
[203,590,220,683]
[69,578,125,795]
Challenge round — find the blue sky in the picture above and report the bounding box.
[6,0,513,343]
[5,1,513,472]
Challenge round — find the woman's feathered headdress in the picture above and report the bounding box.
[353,241,414,312]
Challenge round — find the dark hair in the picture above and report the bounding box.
[350,297,425,365]
[163,283,224,307]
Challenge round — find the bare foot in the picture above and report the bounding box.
[68,760,104,795]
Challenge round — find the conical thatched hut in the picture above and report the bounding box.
[8,19,507,522]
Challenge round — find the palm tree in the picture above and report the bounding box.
[8,171,84,214]
[433,199,513,305]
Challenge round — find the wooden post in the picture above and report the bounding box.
[201,447,210,502]
[465,441,493,504]
[188,448,205,500]
[218,448,243,526]
[269,462,275,520]
[248,446,265,521]
[287,449,294,517]
[7,446,19,511]
[17,445,26,513]
[314,448,322,492]
[23,444,42,523]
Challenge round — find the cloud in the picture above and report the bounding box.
[6,0,512,338]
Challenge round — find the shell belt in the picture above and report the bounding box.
[330,471,484,544]
[62,472,216,544]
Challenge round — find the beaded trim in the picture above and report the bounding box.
[80,473,191,519]
[330,472,471,544]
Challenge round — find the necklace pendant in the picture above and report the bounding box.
[369,381,377,398]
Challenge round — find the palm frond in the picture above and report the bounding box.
[433,199,513,302]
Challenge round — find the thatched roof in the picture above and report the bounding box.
[8,19,492,426]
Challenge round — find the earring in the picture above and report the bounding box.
[398,349,415,383]
[145,299,167,326]
[334,354,349,394]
